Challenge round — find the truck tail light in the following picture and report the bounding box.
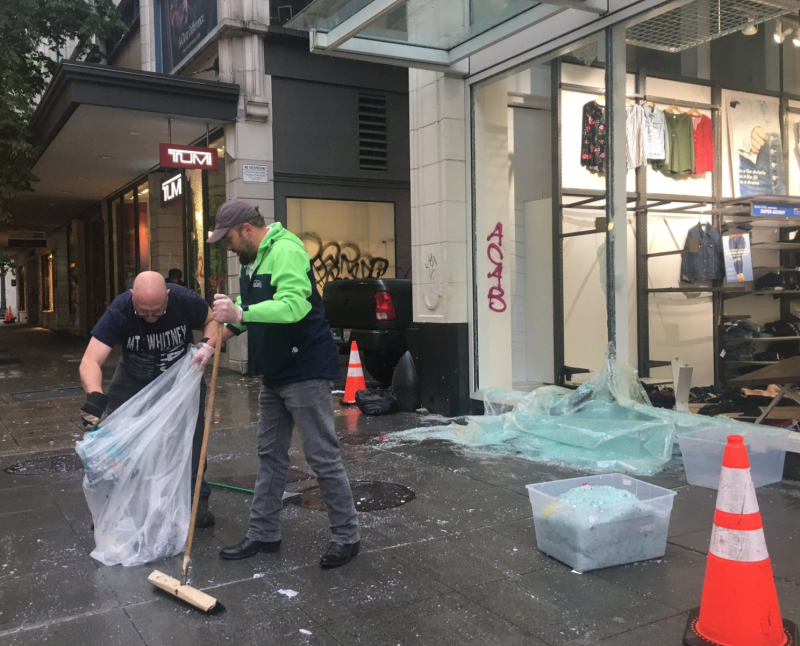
[375,291,396,321]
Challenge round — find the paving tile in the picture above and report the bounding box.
[97,533,255,606]
[0,471,42,491]
[351,497,468,551]
[265,550,452,626]
[589,544,706,611]
[427,485,533,527]
[390,526,550,590]
[460,566,677,646]
[0,558,118,632]
[127,578,337,646]
[585,612,689,645]
[0,502,72,536]
[0,485,54,515]
[667,499,714,538]
[324,591,547,646]
[0,524,87,580]
[0,608,145,646]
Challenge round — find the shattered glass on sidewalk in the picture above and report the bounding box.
[392,348,777,475]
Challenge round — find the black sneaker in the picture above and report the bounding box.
[320,541,360,569]
[195,507,215,528]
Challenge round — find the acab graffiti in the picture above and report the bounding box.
[301,232,390,287]
[486,222,506,313]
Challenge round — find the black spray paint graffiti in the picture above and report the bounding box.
[301,232,390,287]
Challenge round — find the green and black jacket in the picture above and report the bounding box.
[227,223,340,384]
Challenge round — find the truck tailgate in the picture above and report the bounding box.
[323,279,410,329]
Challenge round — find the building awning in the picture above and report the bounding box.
[6,61,239,237]
[286,0,799,79]
[286,0,630,73]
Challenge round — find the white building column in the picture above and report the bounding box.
[217,30,273,374]
[139,0,158,72]
[409,70,469,325]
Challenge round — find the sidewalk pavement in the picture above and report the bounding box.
[0,325,799,645]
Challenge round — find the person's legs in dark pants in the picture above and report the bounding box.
[279,379,359,567]
[246,385,295,542]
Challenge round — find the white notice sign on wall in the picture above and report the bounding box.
[242,164,269,184]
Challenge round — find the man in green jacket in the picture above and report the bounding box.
[193,199,360,568]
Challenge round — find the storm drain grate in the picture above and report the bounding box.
[11,387,85,402]
[5,453,84,475]
[299,480,415,512]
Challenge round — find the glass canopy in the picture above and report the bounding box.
[287,0,542,50]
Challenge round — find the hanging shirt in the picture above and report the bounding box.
[581,101,606,172]
[680,223,724,283]
[626,103,647,169]
[653,112,695,176]
[691,114,714,174]
[643,105,669,161]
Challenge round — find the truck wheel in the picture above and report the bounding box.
[361,350,397,386]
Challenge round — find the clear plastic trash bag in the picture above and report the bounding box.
[75,350,202,567]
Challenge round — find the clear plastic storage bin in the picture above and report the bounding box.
[677,427,787,489]
[526,474,677,572]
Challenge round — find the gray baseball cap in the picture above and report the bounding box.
[206,199,260,243]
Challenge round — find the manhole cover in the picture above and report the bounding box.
[11,387,85,402]
[5,453,84,475]
[299,480,415,512]
[210,467,313,492]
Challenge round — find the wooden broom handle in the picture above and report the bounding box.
[184,322,225,575]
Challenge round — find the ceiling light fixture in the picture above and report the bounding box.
[129,131,140,136]
[742,23,758,36]
[100,155,112,160]
[775,19,785,43]
[793,25,800,46]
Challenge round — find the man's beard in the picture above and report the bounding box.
[237,247,258,265]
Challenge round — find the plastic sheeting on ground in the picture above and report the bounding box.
[75,351,202,566]
[391,347,779,475]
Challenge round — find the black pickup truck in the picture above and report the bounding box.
[323,278,412,384]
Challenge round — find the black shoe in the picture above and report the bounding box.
[195,507,215,528]
[219,537,281,560]
[320,541,360,569]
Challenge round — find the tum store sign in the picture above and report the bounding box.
[159,143,219,171]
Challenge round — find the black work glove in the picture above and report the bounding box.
[81,392,109,429]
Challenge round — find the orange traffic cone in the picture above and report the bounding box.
[341,341,367,406]
[683,434,798,646]
[3,307,11,323]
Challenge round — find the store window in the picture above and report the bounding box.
[108,180,152,295]
[184,135,226,301]
[137,181,151,271]
[67,222,78,321]
[17,265,25,312]
[41,253,53,312]
[286,198,396,294]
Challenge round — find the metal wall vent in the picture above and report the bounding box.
[358,93,388,172]
[627,0,799,53]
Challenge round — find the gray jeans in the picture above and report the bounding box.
[247,379,359,544]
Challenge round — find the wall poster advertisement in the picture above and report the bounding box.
[723,233,753,283]
[726,94,786,197]
[160,0,217,72]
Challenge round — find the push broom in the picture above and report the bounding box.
[148,323,225,612]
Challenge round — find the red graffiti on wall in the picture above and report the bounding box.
[486,222,506,313]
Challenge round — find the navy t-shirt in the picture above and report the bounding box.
[91,285,210,383]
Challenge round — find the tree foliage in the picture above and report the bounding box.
[0,0,124,222]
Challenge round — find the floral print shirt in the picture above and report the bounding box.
[581,100,606,172]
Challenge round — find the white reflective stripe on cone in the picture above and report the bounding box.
[716,466,759,515]
[349,349,360,363]
[709,525,770,562]
[347,366,364,378]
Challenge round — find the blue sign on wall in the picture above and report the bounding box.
[752,203,800,217]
